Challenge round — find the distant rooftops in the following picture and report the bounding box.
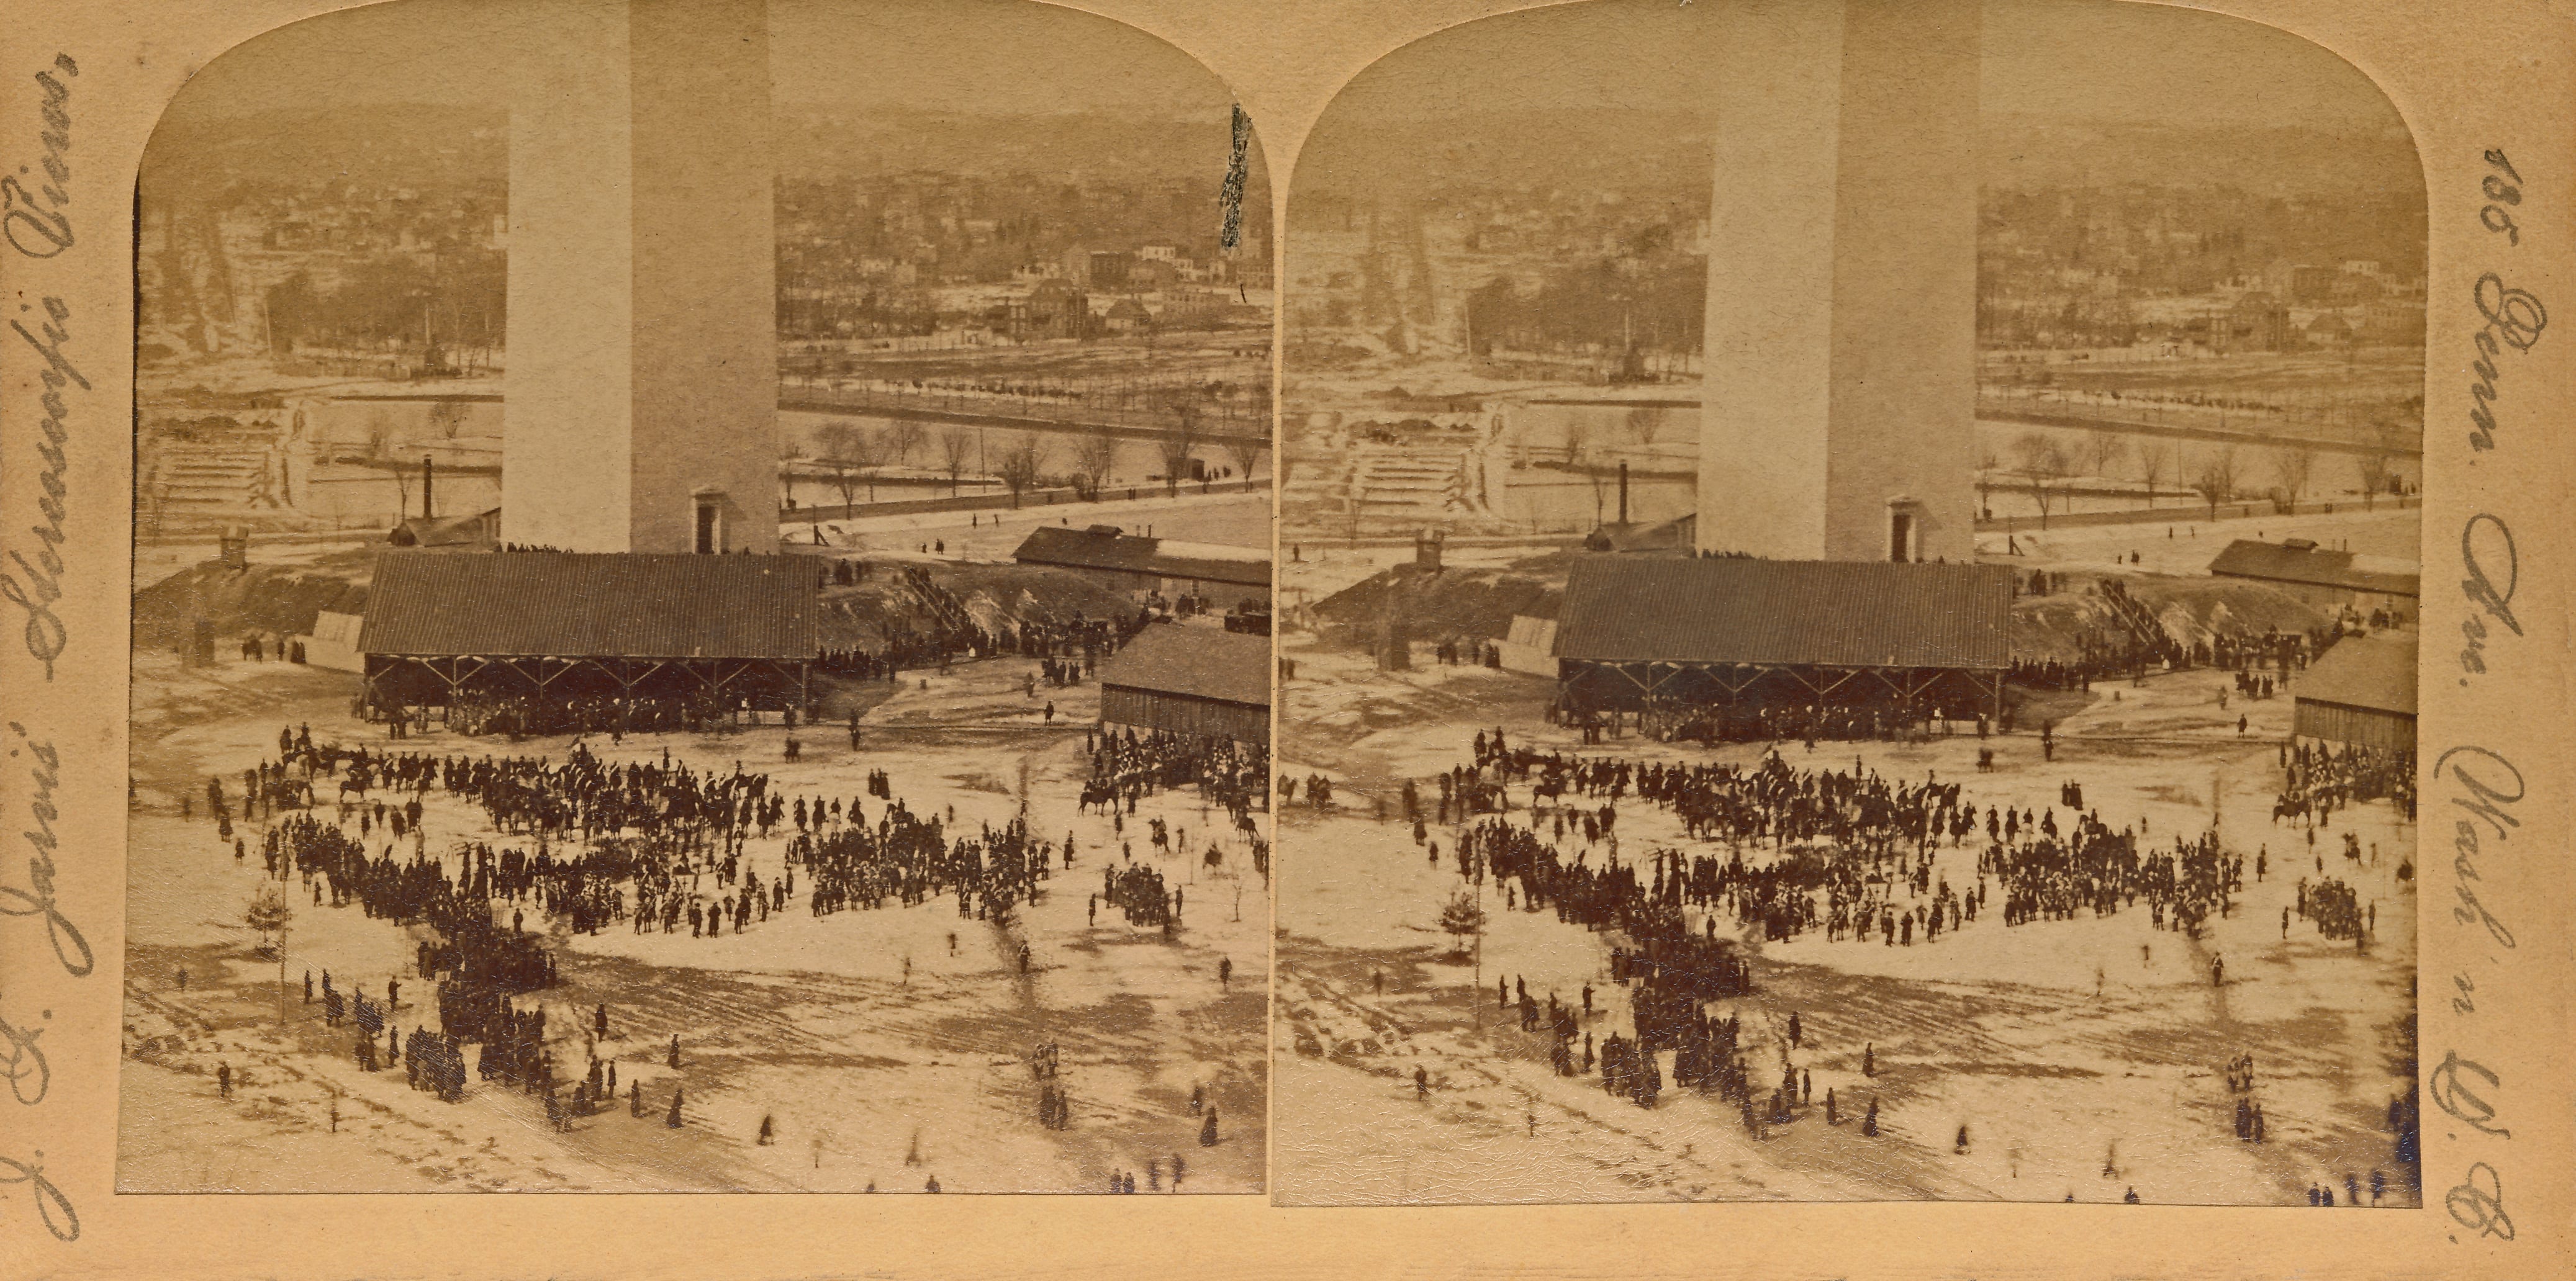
[2208,539,2420,598]
[1011,524,1270,588]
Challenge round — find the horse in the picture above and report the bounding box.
[1077,780,1118,814]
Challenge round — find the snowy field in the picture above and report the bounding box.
[1273,645,2417,1206]
[1981,505,2421,575]
[119,647,1267,1193]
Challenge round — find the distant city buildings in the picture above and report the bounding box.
[140,112,1273,367]
[1283,174,2425,367]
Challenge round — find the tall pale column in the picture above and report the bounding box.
[1697,0,1979,563]
[506,0,780,554]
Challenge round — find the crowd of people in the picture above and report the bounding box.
[1358,702,2415,1183]
[2280,741,2418,822]
[435,689,759,739]
[174,552,1271,1193]
[1084,727,1270,821]
[219,681,1263,1023]
[1103,862,1179,928]
[1625,694,2000,748]
[2298,876,2370,945]
[799,804,1051,925]
[1983,822,2239,938]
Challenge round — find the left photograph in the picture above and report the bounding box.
[120,0,1273,1193]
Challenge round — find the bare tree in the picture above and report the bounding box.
[1222,433,1265,487]
[1159,403,1204,496]
[851,428,895,501]
[886,420,926,469]
[1072,423,1118,501]
[2356,419,2411,508]
[2136,443,2167,505]
[2271,445,2316,512]
[938,427,975,497]
[2084,428,2126,480]
[815,421,858,510]
[1558,413,1589,469]
[817,420,892,508]
[1624,404,1662,447]
[996,438,1047,509]
[2012,431,2071,529]
[2353,449,2387,510]
[778,439,804,510]
[2191,447,2239,522]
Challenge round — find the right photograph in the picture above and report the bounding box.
[1272,0,2426,1206]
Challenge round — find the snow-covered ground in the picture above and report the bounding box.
[1273,645,2417,1206]
[1981,505,2420,575]
[120,649,1267,1193]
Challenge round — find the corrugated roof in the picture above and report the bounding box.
[1095,622,1272,708]
[2208,540,2420,597]
[1554,557,2013,669]
[359,551,819,658]
[2294,631,2417,717]
[1011,525,1271,588]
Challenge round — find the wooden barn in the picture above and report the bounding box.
[357,551,820,719]
[2292,631,2417,752]
[1552,557,2013,721]
[2209,538,2420,620]
[1094,623,1270,745]
[1012,524,1272,613]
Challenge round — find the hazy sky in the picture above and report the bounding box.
[1320,0,2405,132]
[165,0,2405,133]
[165,0,1236,120]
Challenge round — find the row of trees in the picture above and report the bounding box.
[261,254,505,371]
[1989,424,2413,528]
[1463,256,1705,372]
[790,411,1266,515]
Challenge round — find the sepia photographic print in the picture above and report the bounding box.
[1273,0,2431,1207]
[117,0,1274,1194]
[2,0,2570,1275]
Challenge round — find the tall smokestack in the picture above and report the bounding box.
[1618,460,1629,526]
[422,454,435,519]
